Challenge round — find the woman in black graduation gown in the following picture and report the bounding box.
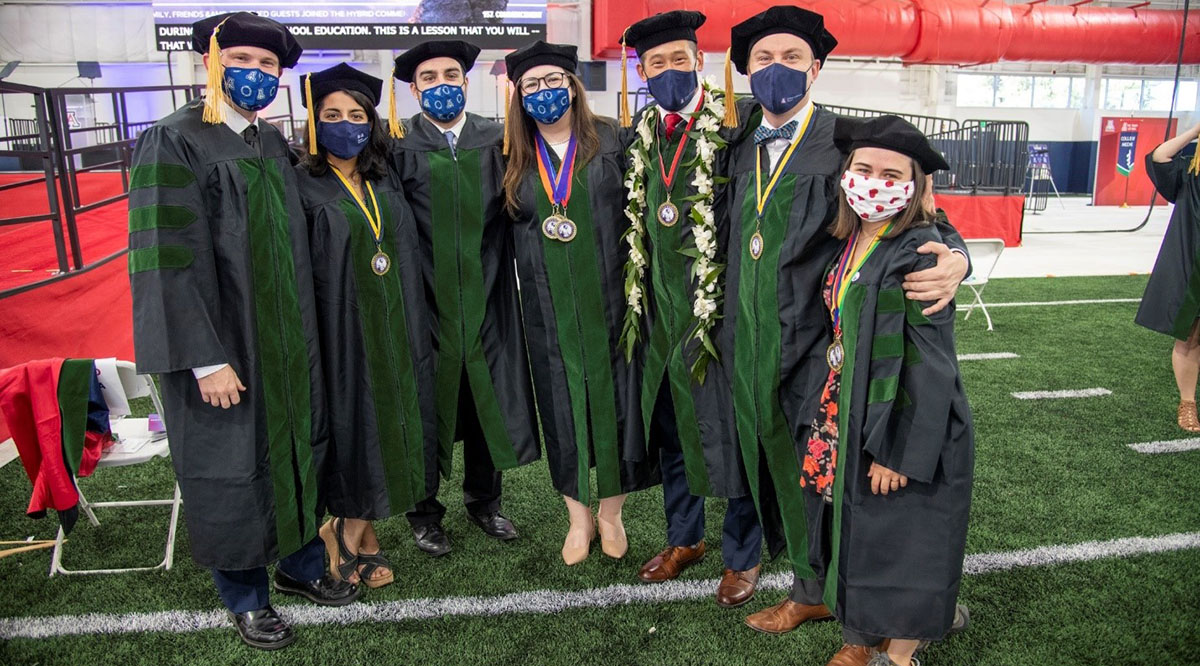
[296,63,435,588]
[501,41,659,565]
[804,116,974,666]
[1139,122,1200,432]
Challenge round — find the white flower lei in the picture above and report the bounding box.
[619,78,729,383]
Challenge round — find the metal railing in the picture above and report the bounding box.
[0,82,294,297]
[615,91,1029,194]
[0,81,70,276]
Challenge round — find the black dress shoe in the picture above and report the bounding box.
[227,606,296,650]
[413,522,452,557]
[468,512,518,540]
[273,570,361,606]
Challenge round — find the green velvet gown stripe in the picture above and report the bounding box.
[732,177,814,579]
[128,205,196,231]
[535,171,622,503]
[824,282,867,611]
[426,148,519,472]
[640,134,711,496]
[56,359,94,477]
[129,162,195,189]
[235,157,317,558]
[338,195,426,511]
[127,246,194,273]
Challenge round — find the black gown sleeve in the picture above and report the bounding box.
[932,209,972,278]
[1145,149,1189,204]
[863,233,960,484]
[127,125,227,374]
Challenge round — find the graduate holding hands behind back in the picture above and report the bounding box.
[389,40,540,557]
[296,63,435,591]
[502,41,660,566]
[618,10,766,608]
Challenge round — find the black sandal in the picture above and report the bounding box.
[356,550,394,589]
[318,517,360,583]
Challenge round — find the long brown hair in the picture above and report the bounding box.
[503,72,601,216]
[829,150,932,240]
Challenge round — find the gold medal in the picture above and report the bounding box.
[371,250,391,276]
[826,336,844,371]
[556,218,577,242]
[749,231,764,260]
[657,200,680,227]
[542,215,563,240]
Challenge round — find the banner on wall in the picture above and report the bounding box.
[1093,116,1176,206]
[152,0,548,51]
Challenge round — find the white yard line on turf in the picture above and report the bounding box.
[978,298,1140,308]
[1012,388,1112,400]
[1128,439,1200,454]
[957,353,1020,361]
[2,532,1198,640]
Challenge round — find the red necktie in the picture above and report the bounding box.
[664,112,684,140]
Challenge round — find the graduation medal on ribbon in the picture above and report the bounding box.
[751,105,815,261]
[657,201,680,227]
[749,231,764,260]
[332,168,389,276]
[828,220,894,370]
[826,336,845,372]
[655,110,699,228]
[535,132,579,243]
[371,250,391,276]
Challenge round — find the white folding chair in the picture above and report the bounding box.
[961,238,1005,332]
[49,360,182,576]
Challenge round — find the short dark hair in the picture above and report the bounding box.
[301,88,390,182]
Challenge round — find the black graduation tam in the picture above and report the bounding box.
[505,41,578,84]
[620,11,706,58]
[835,115,950,173]
[729,6,838,75]
[393,40,482,82]
[301,63,383,108]
[191,12,303,68]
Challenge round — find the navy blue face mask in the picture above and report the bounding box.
[317,120,370,159]
[523,87,572,125]
[646,68,699,112]
[750,62,812,116]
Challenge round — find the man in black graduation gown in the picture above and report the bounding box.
[128,12,358,651]
[720,8,970,662]
[389,40,539,557]
[619,11,764,608]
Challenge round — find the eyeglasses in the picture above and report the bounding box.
[518,72,567,95]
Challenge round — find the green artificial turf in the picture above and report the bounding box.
[1,275,1197,665]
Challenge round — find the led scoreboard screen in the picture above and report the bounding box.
[153,1,548,51]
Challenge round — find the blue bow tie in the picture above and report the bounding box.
[754,120,798,145]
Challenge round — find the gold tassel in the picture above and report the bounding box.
[388,78,404,138]
[304,74,318,155]
[722,48,739,128]
[1190,148,1200,176]
[619,28,632,128]
[502,81,511,156]
[201,18,230,124]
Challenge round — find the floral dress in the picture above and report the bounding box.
[801,265,842,503]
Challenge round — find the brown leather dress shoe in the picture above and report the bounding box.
[637,542,706,582]
[826,644,880,666]
[745,598,833,634]
[716,564,760,607]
